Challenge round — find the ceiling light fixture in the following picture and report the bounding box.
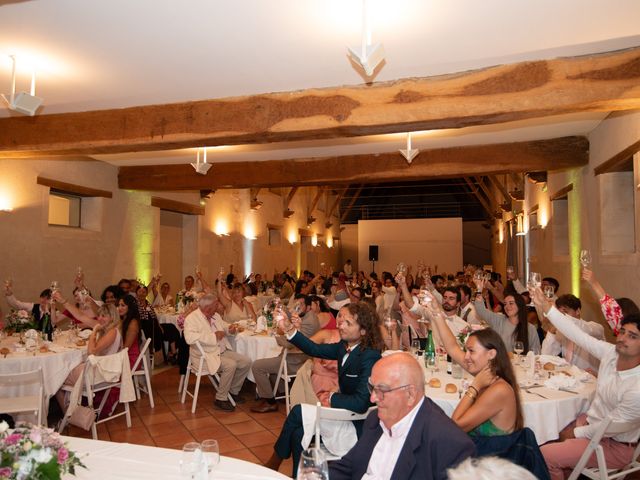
[399,132,419,164]
[2,55,43,116]
[347,0,385,76]
[191,147,212,175]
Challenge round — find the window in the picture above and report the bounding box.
[599,158,636,254]
[48,191,81,227]
[268,228,282,246]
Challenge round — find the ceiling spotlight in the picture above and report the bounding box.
[191,147,212,175]
[399,132,419,164]
[347,0,385,76]
[2,55,43,116]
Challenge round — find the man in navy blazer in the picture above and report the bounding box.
[330,353,476,480]
[264,302,383,477]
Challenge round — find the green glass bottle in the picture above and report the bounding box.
[424,329,436,367]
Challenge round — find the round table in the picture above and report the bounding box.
[156,311,181,330]
[420,356,596,444]
[0,332,86,398]
[228,330,281,382]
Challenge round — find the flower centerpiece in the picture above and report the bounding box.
[175,290,197,313]
[0,421,86,479]
[3,310,36,334]
[263,298,282,330]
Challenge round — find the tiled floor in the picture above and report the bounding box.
[63,366,295,477]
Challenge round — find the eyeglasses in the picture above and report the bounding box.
[367,380,411,400]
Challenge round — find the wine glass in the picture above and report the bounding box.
[410,338,421,357]
[298,448,329,480]
[528,272,541,290]
[383,311,395,337]
[50,280,59,295]
[180,442,202,478]
[396,262,407,275]
[580,249,592,268]
[506,265,514,276]
[201,439,220,473]
[425,354,438,377]
[514,341,524,365]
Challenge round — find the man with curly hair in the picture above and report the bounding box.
[265,302,384,477]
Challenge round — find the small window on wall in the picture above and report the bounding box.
[268,228,282,247]
[599,157,636,254]
[48,191,81,227]
[551,197,569,256]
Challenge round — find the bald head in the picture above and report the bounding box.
[369,353,425,429]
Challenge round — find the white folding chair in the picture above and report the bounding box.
[180,341,235,413]
[131,337,154,408]
[313,401,376,461]
[568,415,640,480]
[59,349,133,439]
[140,330,155,372]
[0,367,44,425]
[273,348,300,413]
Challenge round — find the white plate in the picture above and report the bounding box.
[79,329,92,339]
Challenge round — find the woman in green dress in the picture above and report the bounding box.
[428,301,523,437]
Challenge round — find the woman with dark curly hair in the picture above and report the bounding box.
[264,301,383,477]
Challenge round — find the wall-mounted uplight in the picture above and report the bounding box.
[326,236,334,248]
[288,231,298,244]
[515,213,526,236]
[0,195,13,212]
[311,234,318,247]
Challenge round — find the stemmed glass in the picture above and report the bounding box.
[201,439,220,473]
[580,249,592,268]
[383,310,395,337]
[527,272,541,290]
[543,285,555,299]
[514,341,524,365]
[396,262,407,276]
[298,448,329,480]
[410,338,421,357]
[180,442,203,478]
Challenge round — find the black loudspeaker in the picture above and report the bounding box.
[369,245,379,262]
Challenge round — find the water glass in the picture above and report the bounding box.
[298,448,329,480]
[410,338,421,357]
[514,341,524,364]
[543,285,555,299]
[201,439,219,472]
[180,442,202,478]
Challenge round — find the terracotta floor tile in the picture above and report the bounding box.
[139,411,177,426]
[109,426,154,444]
[153,430,197,449]
[105,414,144,433]
[190,424,233,442]
[146,421,189,437]
[180,415,220,431]
[215,411,253,425]
[225,420,266,436]
[236,429,277,448]
[250,444,276,463]
[171,408,213,421]
[252,413,286,430]
[224,448,261,465]
[217,436,245,454]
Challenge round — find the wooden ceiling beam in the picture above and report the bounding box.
[118,136,588,190]
[283,186,298,218]
[326,187,347,228]
[462,177,493,218]
[487,174,512,211]
[307,186,324,225]
[473,176,498,210]
[1,47,640,157]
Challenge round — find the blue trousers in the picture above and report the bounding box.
[274,404,305,478]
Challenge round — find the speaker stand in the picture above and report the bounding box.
[371,260,376,274]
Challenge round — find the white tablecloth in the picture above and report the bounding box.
[62,436,289,479]
[228,331,281,382]
[245,294,278,315]
[421,357,595,444]
[157,312,181,330]
[0,333,85,398]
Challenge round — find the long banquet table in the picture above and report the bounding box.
[421,357,596,445]
[63,436,290,479]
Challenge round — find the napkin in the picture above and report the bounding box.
[25,329,39,339]
[48,343,69,353]
[544,374,579,391]
[255,316,267,333]
[78,329,92,340]
[568,365,594,382]
[537,355,569,366]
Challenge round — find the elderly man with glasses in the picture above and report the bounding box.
[330,353,475,480]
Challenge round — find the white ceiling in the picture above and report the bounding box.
[1,0,639,165]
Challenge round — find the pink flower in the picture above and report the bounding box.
[57,447,69,464]
[0,467,12,478]
[4,433,23,445]
[29,430,42,444]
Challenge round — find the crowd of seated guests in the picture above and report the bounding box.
[3,259,639,480]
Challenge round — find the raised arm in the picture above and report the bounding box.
[52,291,98,328]
[424,301,466,367]
[4,283,34,311]
[216,273,232,310]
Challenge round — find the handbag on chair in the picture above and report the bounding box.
[68,405,95,431]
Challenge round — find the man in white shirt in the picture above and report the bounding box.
[183,294,251,411]
[534,290,640,480]
[541,294,604,373]
[435,287,471,346]
[329,352,475,479]
[457,285,480,326]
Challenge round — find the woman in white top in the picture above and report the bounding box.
[217,280,257,324]
[151,279,173,308]
[55,303,122,408]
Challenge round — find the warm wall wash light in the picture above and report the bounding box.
[347,0,385,76]
[2,55,43,116]
[191,147,212,175]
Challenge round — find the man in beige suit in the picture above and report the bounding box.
[184,294,251,411]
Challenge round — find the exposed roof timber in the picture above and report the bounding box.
[118,136,588,190]
[462,177,493,218]
[1,47,639,158]
[340,185,364,223]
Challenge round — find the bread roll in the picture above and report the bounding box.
[445,383,457,394]
[428,378,441,388]
[543,362,555,371]
[39,346,49,353]
[76,339,87,347]
[0,347,10,356]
